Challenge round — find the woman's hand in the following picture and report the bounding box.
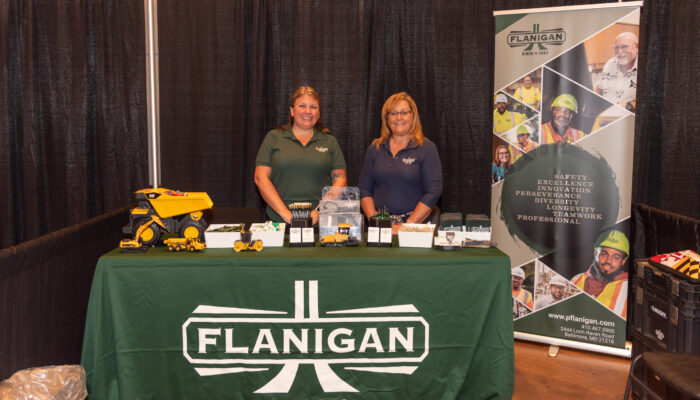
[281,210,293,224]
[407,202,432,225]
[360,197,377,221]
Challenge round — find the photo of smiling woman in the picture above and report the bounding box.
[358,92,443,232]
[492,144,510,183]
[255,86,347,224]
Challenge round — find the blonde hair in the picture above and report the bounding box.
[372,92,424,148]
[277,86,330,133]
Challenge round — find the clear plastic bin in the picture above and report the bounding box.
[318,187,362,241]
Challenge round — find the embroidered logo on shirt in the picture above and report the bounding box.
[315,146,329,153]
[402,157,416,165]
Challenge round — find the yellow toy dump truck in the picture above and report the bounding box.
[122,188,213,247]
[233,225,263,252]
[163,237,206,252]
[320,223,359,247]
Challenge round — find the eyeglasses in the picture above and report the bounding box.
[614,45,630,51]
[497,152,509,155]
[599,249,625,262]
[388,110,412,118]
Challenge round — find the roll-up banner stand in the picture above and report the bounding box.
[492,2,642,357]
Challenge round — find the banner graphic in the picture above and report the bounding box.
[492,3,642,354]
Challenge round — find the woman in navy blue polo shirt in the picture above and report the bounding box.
[358,92,443,231]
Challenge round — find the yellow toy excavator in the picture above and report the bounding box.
[121,188,213,249]
[120,215,166,251]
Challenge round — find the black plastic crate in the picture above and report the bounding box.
[632,260,700,354]
[633,276,644,334]
[629,330,689,400]
[631,328,661,357]
[638,260,700,304]
[643,290,700,353]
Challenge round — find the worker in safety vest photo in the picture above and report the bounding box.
[509,124,538,163]
[511,267,534,310]
[571,230,629,319]
[541,93,586,144]
[493,93,527,134]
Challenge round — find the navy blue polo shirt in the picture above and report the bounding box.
[358,138,442,216]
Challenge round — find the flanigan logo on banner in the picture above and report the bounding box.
[507,24,566,55]
[182,280,429,394]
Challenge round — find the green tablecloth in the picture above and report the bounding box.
[81,244,514,399]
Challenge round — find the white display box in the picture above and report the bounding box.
[437,229,491,241]
[464,230,491,241]
[437,230,467,239]
[398,224,436,248]
[204,223,286,248]
[249,223,286,247]
[204,224,242,248]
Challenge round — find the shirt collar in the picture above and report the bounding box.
[284,127,321,144]
[379,138,419,153]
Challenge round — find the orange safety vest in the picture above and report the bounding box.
[509,141,537,162]
[513,288,533,309]
[541,122,585,144]
[572,273,627,319]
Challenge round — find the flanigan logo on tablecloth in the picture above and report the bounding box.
[182,280,429,394]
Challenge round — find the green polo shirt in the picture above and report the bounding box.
[256,127,347,222]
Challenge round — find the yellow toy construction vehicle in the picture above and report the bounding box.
[163,237,207,252]
[320,223,359,247]
[122,188,213,247]
[233,225,263,252]
[119,239,146,251]
[119,214,167,252]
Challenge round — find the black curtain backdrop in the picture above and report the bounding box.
[2,0,699,249]
[1,0,148,249]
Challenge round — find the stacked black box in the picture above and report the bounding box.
[629,260,700,399]
[631,260,700,355]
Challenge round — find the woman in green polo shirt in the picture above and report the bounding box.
[255,86,347,224]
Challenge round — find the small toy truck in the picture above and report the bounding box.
[234,225,263,252]
[320,223,359,247]
[163,237,207,252]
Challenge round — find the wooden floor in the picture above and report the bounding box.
[513,339,631,400]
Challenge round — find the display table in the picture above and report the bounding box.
[81,244,514,399]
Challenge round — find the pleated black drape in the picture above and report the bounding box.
[634,0,700,218]
[157,0,700,222]
[1,0,148,249]
[2,0,698,249]
[158,0,500,215]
